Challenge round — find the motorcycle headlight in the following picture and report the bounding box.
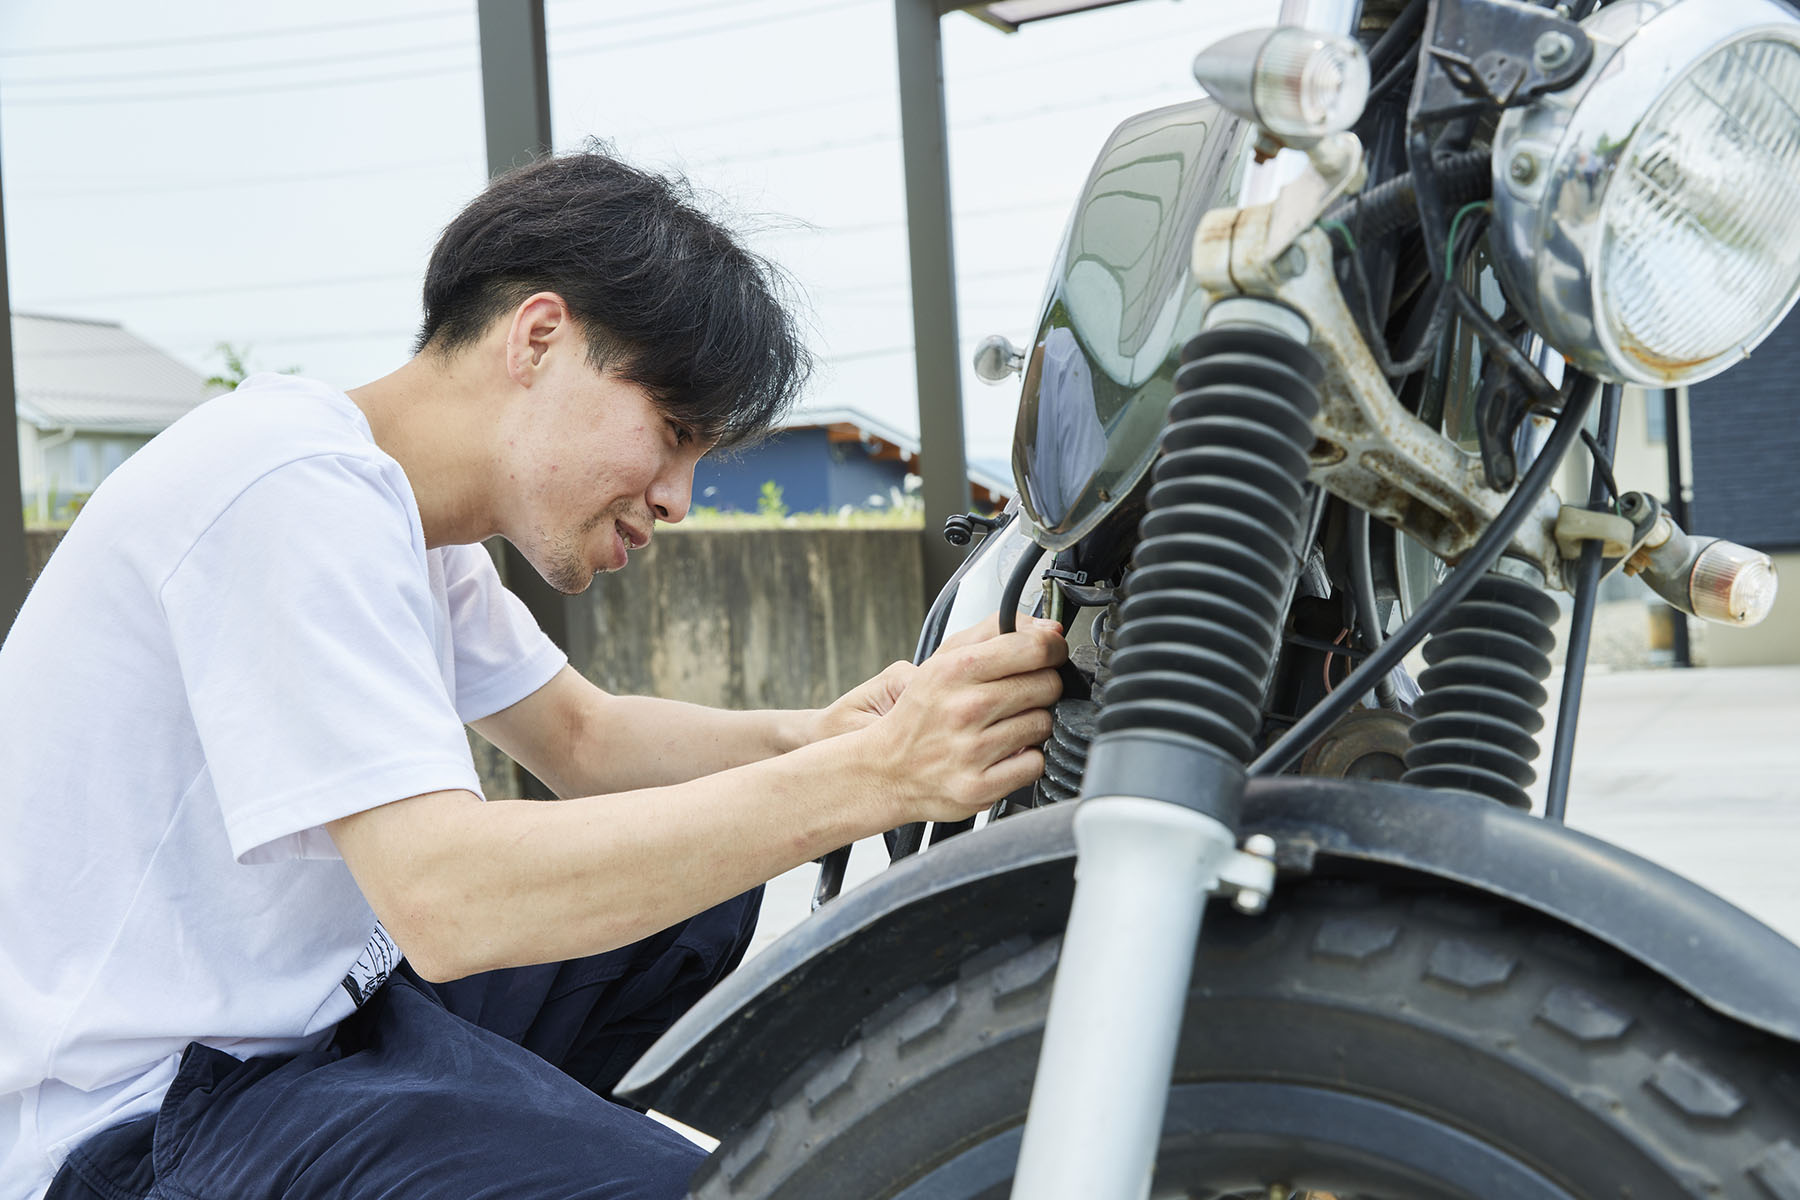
[1491,0,1800,386]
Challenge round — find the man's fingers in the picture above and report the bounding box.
[953,627,1068,684]
[937,613,1062,656]
[982,707,1055,764]
[936,613,1001,654]
[982,746,1047,799]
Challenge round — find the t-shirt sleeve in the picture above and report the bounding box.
[436,542,567,723]
[160,453,484,865]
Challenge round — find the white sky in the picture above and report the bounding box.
[0,0,1278,466]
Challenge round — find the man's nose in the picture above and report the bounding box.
[648,462,693,524]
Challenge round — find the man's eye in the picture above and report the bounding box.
[668,420,692,446]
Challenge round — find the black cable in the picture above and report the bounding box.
[1348,508,1400,707]
[1579,429,1622,506]
[1324,150,1491,244]
[1453,289,1561,408]
[1251,374,1600,777]
[1369,51,1419,105]
[995,540,1044,635]
[1544,383,1623,822]
[1366,0,1430,79]
[1339,206,1485,379]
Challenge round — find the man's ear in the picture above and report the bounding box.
[503,292,574,387]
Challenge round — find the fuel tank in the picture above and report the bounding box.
[1012,99,1257,550]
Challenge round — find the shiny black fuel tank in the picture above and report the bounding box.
[1012,99,1256,550]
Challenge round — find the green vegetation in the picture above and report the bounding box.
[672,477,927,529]
[205,342,301,390]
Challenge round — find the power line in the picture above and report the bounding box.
[2,0,869,106]
[551,0,854,37]
[0,61,481,108]
[12,159,475,201]
[1,0,836,89]
[2,38,475,89]
[552,0,873,56]
[33,272,420,307]
[0,8,468,58]
[683,80,1194,170]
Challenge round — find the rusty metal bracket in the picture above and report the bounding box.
[1193,152,1565,585]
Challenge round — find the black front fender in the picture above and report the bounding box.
[619,779,1800,1136]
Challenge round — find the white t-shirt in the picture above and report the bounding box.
[0,374,567,1200]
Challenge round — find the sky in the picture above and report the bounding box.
[0,0,1280,468]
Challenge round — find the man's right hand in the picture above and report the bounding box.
[864,617,1068,825]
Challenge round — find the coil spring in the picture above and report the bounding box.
[1401,570,1559,809]
[1096,323,1324,764]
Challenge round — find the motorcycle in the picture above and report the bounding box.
[621,0,1800,1195]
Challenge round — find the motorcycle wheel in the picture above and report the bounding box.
[690,877,1800,1199]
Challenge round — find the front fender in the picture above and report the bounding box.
[618,779,1800,1136]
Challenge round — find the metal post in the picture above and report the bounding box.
[477,0,565,799]
[1661,386,1692,668]
[477,0,554,173]
[0,130,29,640]
[895,0,972,598]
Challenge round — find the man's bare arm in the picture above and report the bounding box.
[472,617,1033,797]
[471,667,826,797]
[332,626,1065,981]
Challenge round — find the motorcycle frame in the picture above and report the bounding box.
[620,0,1800,1187]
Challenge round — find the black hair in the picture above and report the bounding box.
[417,145,810,448]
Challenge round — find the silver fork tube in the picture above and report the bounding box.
[1008,797,1239,1200]
[1278,0,1363,33]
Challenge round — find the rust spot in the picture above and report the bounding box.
[1614,323,1714,379]
[1309,438,1346,465]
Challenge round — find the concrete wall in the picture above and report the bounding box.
[570,528,925,710]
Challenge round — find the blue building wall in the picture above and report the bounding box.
[694,429,909,513]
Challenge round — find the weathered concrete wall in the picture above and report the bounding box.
[571,529,925,710]
[25,529,61,585]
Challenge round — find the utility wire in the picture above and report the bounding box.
[34,271,419,307]
[0,0,779,58]
[0,8,466,57]
[3,38,475,88]
[0,62,480,107]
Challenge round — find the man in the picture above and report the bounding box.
[0,151,1065,1200]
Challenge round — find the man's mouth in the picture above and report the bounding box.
[615,520,650,552]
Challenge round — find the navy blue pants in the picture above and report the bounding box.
[47,889,761,1200]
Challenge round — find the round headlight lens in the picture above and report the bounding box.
[1490,0,1800,386]
[1598,38,1800,375]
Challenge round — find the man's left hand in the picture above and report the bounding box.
[810,614,1062,743]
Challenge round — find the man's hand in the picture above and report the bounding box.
[811,615,1062,743]
[859,618,1068,824]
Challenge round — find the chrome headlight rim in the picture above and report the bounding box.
[1490,0,1800,387]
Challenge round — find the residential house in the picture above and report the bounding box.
[14,312,220,520]
[693,407,1013,515]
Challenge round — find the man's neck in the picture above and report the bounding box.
[347,356,499,549]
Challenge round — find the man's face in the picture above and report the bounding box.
[502,353,709,595]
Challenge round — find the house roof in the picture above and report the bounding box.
[783,406,1015,499]
[11,312,218,435]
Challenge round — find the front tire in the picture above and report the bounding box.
[692,878,1800,1199]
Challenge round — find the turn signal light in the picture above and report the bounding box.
[1192,27,1370,145]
